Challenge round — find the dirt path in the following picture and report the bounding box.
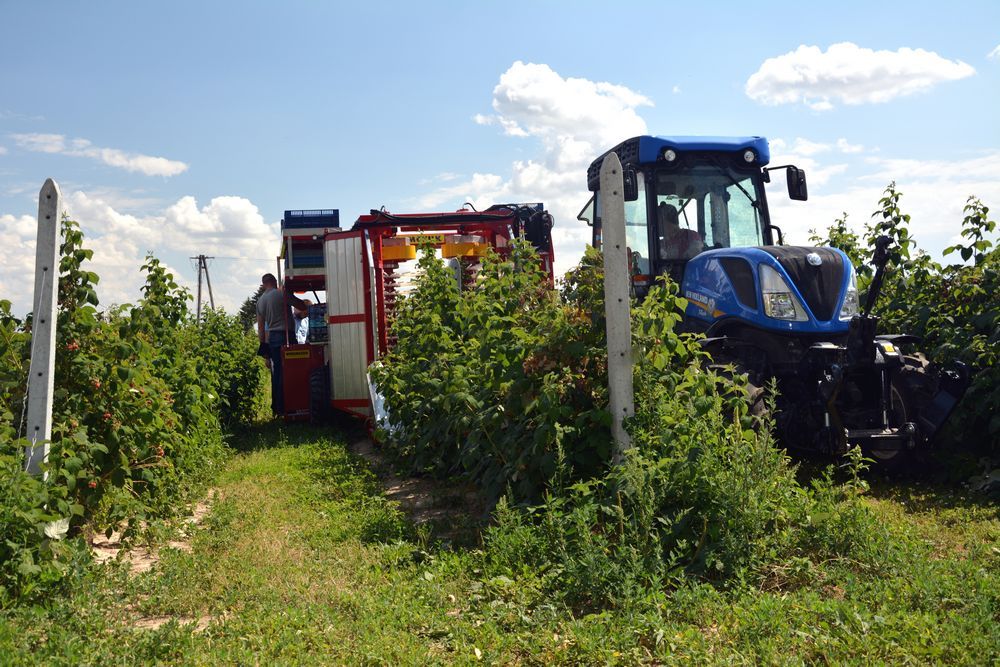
[88,489,220,631]
[349,437,483,542]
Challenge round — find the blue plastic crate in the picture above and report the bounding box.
[283,209,340,229]
[307,303,328,342]
[292,256,325,268]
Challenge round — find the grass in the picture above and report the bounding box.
[0,423,997,664]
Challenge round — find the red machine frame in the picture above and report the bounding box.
[353,207,555,357]
[281,204,555,420]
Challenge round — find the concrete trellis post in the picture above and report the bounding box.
[24,179,61,474]
[599,153,634,462]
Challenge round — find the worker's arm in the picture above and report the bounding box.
[257,314,265,343]
[283,288,306,311]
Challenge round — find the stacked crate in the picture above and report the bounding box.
[281,209,340,281]
[307,302,328,343]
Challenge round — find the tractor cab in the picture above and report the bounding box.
[580,136,806,295]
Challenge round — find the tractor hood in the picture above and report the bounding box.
[681,245,855,334]
[759,246,846,322]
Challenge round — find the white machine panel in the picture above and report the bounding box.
[324,232,374,417]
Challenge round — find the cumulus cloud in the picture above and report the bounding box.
[11,133,188,177]
[12,133,65,153]
[427,59,995,280]
[767,148,1000,262]
[746,42,975,110]
[0,191,279,315]
[481,61,651,150]
[422,61,652,275]
[836,138,865,154]
[0,214,41,313]
[769,137,867,160]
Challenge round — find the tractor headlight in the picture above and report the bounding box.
[759,264,808,321]
[838,265,860,320]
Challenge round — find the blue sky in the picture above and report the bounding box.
[2,0,998,314]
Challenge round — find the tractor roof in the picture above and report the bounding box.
[587,136,771,191]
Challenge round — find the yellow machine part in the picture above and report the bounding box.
[441,242,489,258]
[381,244,417,261]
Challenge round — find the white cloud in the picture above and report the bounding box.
[422,60,997,282]
[836,138,865,154]
[11,133,188,177]
[0,214,40,313]
[0,191,278,315]
[790,138,832,156]
[417,172,463,186]
[415,173,506,210]
[420,61,652,276]
[483,61,651,150]
[768,148,1000,263]
[0,213,36,240]
[0,146,8,155]
[746,42,975,110]
[989,45,1000,60]
[12,133,66,153]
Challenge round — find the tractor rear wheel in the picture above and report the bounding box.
[869,353,938,470]
[866,379,912,470]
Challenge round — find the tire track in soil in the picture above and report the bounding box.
[88,488,220,631]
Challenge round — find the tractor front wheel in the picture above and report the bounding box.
[709,361,769,429]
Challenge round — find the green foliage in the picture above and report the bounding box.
[2,423,996,664]
[813,186,998,454]
[0,219,261,605]
[177,308,267,431]
[481,288,885,610]
[237,286,264,333]
[810,212,869,278]
[378,240,884,611]
[374,242,612,505]
[0,299,29,443]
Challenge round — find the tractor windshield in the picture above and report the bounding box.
[653,166,764,260]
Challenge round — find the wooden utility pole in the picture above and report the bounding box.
[25,179,61,474]
[191,254,215,321]
[600,153,634,462]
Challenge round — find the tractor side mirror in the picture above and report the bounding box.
[623,167,639,202]
[786,166,808,201]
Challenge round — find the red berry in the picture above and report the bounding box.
[88,480,97,489]
[102,412,112,421]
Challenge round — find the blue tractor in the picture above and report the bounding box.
[581,136,968,466]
